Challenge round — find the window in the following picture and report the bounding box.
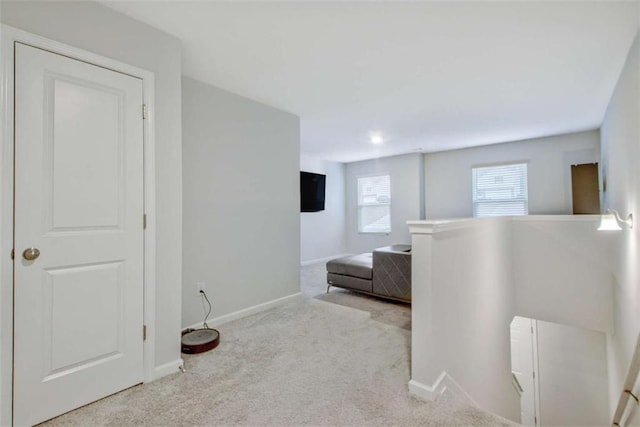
[358,174,391,233]
[472,163,528,217]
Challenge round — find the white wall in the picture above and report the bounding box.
[410,218,519,420]
[346,153,424,254]
[600,27,640,420]
[300,156,347,264]
[182,77,300,328]
[409,216,615,422]
[425,130,600,219]
[1,0,183,380]
[536,320,609,426]
[512,217,615,334]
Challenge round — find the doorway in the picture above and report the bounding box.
[571,163,600,214]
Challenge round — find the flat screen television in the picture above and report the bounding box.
[300,171,326,212]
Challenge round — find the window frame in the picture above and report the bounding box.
[471,161,529,218]
[357,173,392,234]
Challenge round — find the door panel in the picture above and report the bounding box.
[13,43,144,426]
[50,77,124,230]
[45,262,123,373]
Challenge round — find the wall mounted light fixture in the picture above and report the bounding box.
[598,209,633,231]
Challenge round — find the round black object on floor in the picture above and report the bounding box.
[181,329,220,354]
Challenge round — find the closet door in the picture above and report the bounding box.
[13,42,144,426]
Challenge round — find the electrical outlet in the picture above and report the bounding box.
[196,281,205,294]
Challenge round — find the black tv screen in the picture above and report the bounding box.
[300,171,326,212]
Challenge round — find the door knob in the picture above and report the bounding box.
[22,248,40,261]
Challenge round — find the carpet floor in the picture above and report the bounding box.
[42,262,516,426]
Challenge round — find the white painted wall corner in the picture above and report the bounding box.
[153,359,185,380]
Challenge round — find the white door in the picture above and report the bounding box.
[13,43,144,426]
[510,316,538,426]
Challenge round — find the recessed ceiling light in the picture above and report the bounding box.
[370,133,384,145]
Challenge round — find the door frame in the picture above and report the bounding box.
[527,319,542,426]
[0,25,157,426]
[510,316,542,426]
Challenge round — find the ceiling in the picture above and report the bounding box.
[102,1,638,163]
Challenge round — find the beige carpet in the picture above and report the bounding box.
[42,262,516,426]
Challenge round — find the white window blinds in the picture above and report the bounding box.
[472,163,528,217]
[357,175,391,233]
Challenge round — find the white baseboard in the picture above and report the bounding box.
[153,358,184,381]
[409,378,440,401]
[301,253,352,267]
[186,292,302,330]
[409,372,478,407]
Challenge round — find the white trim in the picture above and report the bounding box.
[0,25,15,427]
[471,159,531,169]
[409,371,479,407]
[140,57,157,385]
[407,218,474,235]
[509,214,601,222]
[532,320,542,426]
[511,373,524,397]
[0,25,158,425]
[301,253,352,267]
[153,359,185,380]
[408,214,602,235]
[357,173,392,234]
[186,292,302,330]
[408,379,439,401]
